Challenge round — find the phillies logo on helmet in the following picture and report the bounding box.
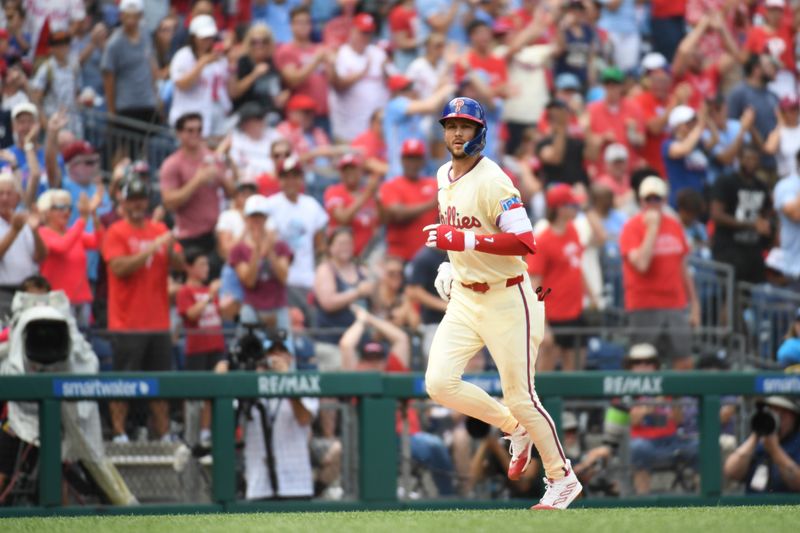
[453,98,465,114]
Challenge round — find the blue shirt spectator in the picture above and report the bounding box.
[252,0,302,44]
[773,172,800,279]
[598,0,638,35]
[662,138,707,208]
[704,118,750,186]
[384,96,425,180]
[416,0,470,47]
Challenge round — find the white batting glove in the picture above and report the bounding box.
[434,262,453,302]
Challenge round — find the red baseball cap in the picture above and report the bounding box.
[546,184,579,209]
[354,13,376,33]
[62,140,96,163]
[387,74,413,92]
[286,94,317,112]
[401,138,426,157]
[337,153,362,169]
[780,95,799,110]
[493,17,514,35]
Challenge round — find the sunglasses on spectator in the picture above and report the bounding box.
[74,157,99,166]
[386,269,403,277]
[644,195,663,204]
[180,126,202,134]
[272,151,291,159]
[251,38,271,45]
[51,204,71,211]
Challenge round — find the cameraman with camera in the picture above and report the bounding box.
[724,396,800,493]
[219,330,318,500]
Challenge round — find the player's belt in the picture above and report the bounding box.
[461,275,524,294]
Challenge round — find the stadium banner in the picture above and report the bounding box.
[755,375,800,394]
[53,378,159,398]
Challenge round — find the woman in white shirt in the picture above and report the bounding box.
[168,14,230,138]
[765,97,800,179]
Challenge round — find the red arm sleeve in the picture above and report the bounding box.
[473,231,536,256]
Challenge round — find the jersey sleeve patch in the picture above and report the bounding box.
[500,196,522,212]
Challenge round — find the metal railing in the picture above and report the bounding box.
[736,282,800,368]
[1,371,799,517]
[80,108,177,180]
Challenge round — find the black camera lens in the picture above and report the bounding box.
[751,405,778,436]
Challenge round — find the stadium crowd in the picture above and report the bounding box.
[1,0,800,502]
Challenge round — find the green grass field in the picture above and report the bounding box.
[3,507,800,533]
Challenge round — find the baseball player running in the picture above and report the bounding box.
[423,97,582,510]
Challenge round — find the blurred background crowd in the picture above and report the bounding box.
[1,0,800,505]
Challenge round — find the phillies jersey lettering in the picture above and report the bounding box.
[436,157,528,285]
[439,205,482,229]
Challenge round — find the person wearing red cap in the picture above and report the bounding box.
[323,154,379,256]
[384,73,454,179]
[274,7,332,125]
[277,94,342,173]
[378,139,439,261]
[387,0,419,71]
[765,96,800,179]
[526,184,586,372]
[329,11,390,142]
[322,0,359,48]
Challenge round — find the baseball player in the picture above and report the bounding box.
[423,97,582,509]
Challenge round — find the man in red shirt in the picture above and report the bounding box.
[744,0,794,73]
[619,176,700,370]
[587,67,645,174]
[672,14,741,110]
[527,184,586,372]
[160,112,236,276]
[632,53,682,177]
[323,154,379,257]
[379,139,438,262]
[103,177,185,443]
[274,6,332,124]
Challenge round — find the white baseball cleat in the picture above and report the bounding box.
[531,461,583,510]
[505,424,534,480]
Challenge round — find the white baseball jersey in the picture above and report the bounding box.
[436,156,528,284]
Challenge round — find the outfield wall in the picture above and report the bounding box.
[1,371,799,516]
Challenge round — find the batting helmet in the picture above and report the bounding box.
[439,97,486,157]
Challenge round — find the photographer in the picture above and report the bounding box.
[724,396,800,493]
[219,335,318,501]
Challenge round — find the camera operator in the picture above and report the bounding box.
[218,334,318,501]
[724,396,800,493]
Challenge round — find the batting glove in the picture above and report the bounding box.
[424,224,475,252]
[434,262,453,302]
